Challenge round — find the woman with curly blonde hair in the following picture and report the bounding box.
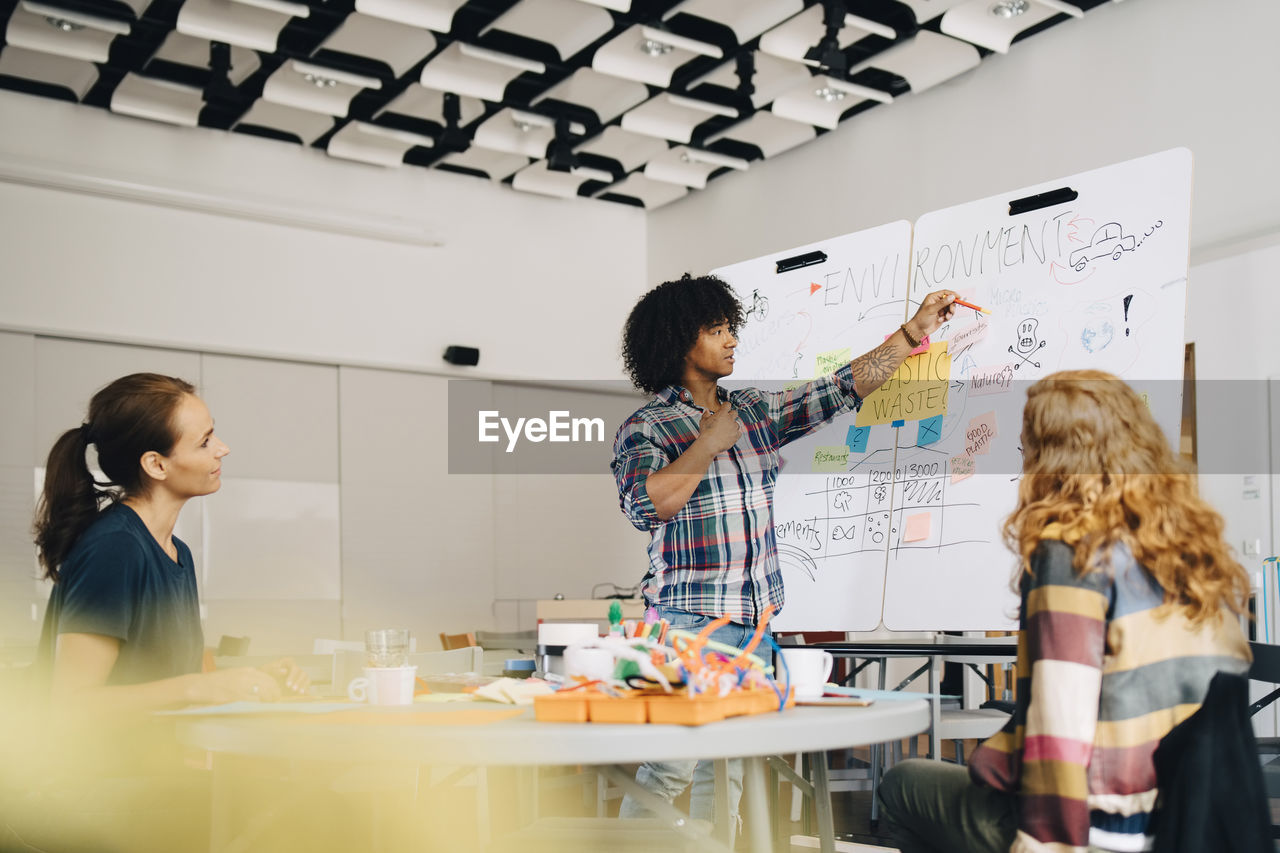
[879,369,1253,853]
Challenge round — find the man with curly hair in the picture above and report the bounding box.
[612,273,956,836]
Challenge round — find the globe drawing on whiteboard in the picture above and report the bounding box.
[1080,320,1116,353]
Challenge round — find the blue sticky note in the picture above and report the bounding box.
[917,415,943,446]
[890,419,905,429]
[846,425,870,453]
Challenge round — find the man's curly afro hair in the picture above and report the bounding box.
[621,274,744,395]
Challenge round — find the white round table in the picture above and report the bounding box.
[177,700,930,853]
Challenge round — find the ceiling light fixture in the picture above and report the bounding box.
[23,1,131,35]
[814,86,846,102]
[44,16,85,31]
[639,38,674,57]
[291,60,382,90]
[638,26,723,59]
[508,110,585,135]
[991,0,1030,17]
[821,77,894,104]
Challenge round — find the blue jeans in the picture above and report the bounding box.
[617,607,767,834]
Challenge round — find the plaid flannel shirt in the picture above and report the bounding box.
[611,363,862,624]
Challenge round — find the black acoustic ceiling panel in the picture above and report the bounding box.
[0,0,1114,208]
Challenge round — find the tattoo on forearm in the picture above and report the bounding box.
[852,339,901,389]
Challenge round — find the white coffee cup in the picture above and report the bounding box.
[348,665,417,706]
[780,649,834,700]
[563,645,614,682]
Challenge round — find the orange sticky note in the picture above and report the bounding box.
[903,513,931,543]
[965,411,998,456]
[950,455,976,484]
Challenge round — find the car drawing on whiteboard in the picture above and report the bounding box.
[1069,222,1136,271]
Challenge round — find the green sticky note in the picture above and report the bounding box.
[812,446,850,472]
[813,347,851,378]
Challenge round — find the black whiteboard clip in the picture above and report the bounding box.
[1007,186,1078,216]
[775,250,827,273]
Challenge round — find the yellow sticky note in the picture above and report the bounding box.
[814,347,852,378]
[903,513,931,543]
[856,341,951,427]
[812,446,850,473]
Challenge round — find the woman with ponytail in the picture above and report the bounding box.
[34,373,307,710]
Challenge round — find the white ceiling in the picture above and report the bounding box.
[0,0,1115,208]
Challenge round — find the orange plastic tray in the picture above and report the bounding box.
[646,694,731,726]
[533,692,589,722]
[536,687,793,725]
[587,694,649,724]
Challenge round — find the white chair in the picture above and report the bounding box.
[930,635,1015,764]
[934,708,1012,763]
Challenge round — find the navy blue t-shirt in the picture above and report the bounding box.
[38,502,204,686]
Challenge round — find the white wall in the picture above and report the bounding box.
[646,0,1280,280]
[0,92,647,381]
[1186,237,1280,568]
[0,90,651,650]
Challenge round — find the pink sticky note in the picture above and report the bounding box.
[969,363,1014,396]
[950,455,976,484]
[903,513,931,543]
[885,330,930,356]
[965,411,998,456]
[949,318,989,357]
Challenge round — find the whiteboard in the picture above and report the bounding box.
[882,148,1192,630]
[715,221,913,631]
[713,149,1192,632]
